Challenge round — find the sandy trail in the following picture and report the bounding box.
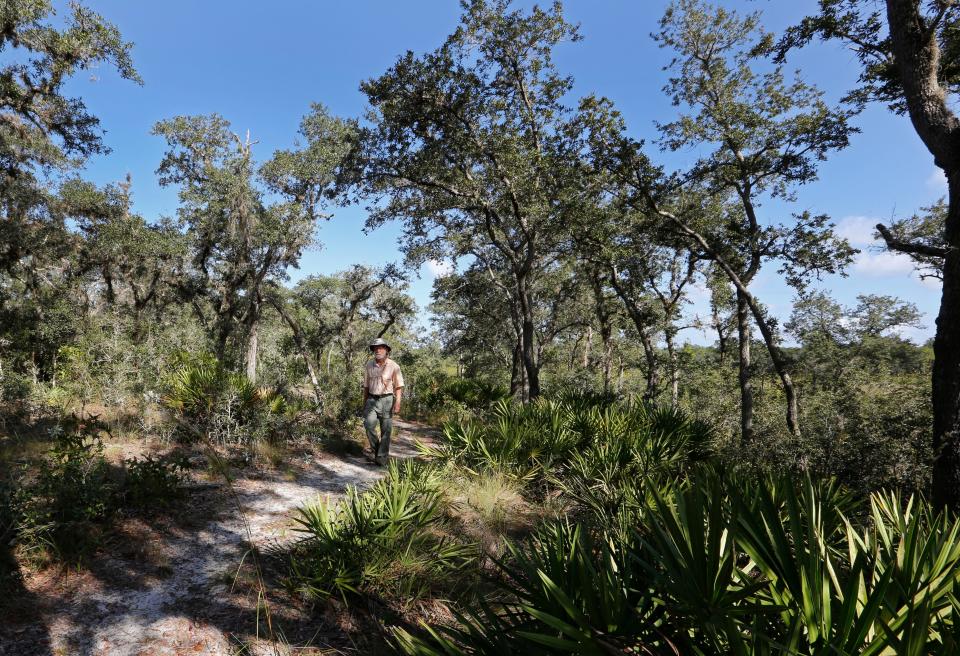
[2,419,437,656]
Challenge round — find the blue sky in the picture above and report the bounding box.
[66,1,945,344]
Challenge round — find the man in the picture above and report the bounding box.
[361,337,404,465]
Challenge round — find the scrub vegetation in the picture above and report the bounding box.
[3,0,960,653]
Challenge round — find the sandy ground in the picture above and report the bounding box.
[1,419,438,656]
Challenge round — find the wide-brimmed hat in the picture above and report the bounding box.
[369,338,392,353]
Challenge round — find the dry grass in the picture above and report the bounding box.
[253,440,287,468]
[445,471,535,552]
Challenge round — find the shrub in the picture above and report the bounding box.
[0,370,33,405]
[8,425,187,567]
[162,354,305,445]
[121,455,187,511]
[13,427,116,565]
[413,377,510,423]
[287,460,474,603]
[394,470,960,655]
[423,398,711,485]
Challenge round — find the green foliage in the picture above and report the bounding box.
[287,460,474,603]
[161,353,306,444]
[425,397,710,486]
[13,427,116,565]
[414,378,511,423]
[164,356,257,425]
[121,455,187,511]
[395,470,960,655]
[7,423,186,567]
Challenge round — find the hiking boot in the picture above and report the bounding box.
[374,455,389,466]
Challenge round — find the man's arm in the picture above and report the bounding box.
[361,366,368,406]
[393,365,405,413]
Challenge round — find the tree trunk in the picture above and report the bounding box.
[607,268,659,402]
[517,278,540,400]
[748,301,801,437]
[933,171,960,507]
[639,329,660,404]
[736,291,754,445]
[582,325,592,369]
[510,338,524,399]
[712,302,728,364]
[245,318,259,383]
[666,329,679,408]
[659,211,800,437]
[602,336,613,396]
[881,0,960,508]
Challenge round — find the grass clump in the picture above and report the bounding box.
[446,471,530,543]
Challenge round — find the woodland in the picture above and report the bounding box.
[2,0,960,654]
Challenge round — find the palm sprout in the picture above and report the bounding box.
[395,468,960,654]
[288,460,475,602]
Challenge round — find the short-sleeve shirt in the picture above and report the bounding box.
[362,358,405,395]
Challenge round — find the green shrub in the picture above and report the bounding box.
[394,470,960,655]
[413,378,510,423]
[0,370,33,405]
[121,455,187,511]
[424,399,711,485]
[162,354,304,445]
[8,426,187,567]
[287,460,474,603]
[13,427,116,565]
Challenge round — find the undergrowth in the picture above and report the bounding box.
[285,460,476,606]
[4,421,187,569]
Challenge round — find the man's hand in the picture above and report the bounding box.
[392,402,401,415]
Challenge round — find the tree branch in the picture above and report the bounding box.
[876,222,949,257]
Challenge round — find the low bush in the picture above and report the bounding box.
[412,377,510,423]
[7,424,186,567]
[162,353,312,446]
[286,460,475,604]
[121,454,187,511]
[394,472,960,655]
[13,427,116,565]
[423,398,711,484]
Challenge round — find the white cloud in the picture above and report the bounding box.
[425,259,454,277]
[927,167,948,192]
[835,216,935,282]
[853,251,915,276]
[834,215,878,247]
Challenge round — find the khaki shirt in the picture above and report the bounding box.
[362,358,405,395]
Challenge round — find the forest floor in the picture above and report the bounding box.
[0,419,438,656]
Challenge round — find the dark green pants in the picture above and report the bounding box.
[364,394,394,460]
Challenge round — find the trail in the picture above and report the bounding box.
[1,419,437,656]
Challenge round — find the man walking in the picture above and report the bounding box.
[361,337,404,465]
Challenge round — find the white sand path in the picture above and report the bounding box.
[4,419,435,656]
